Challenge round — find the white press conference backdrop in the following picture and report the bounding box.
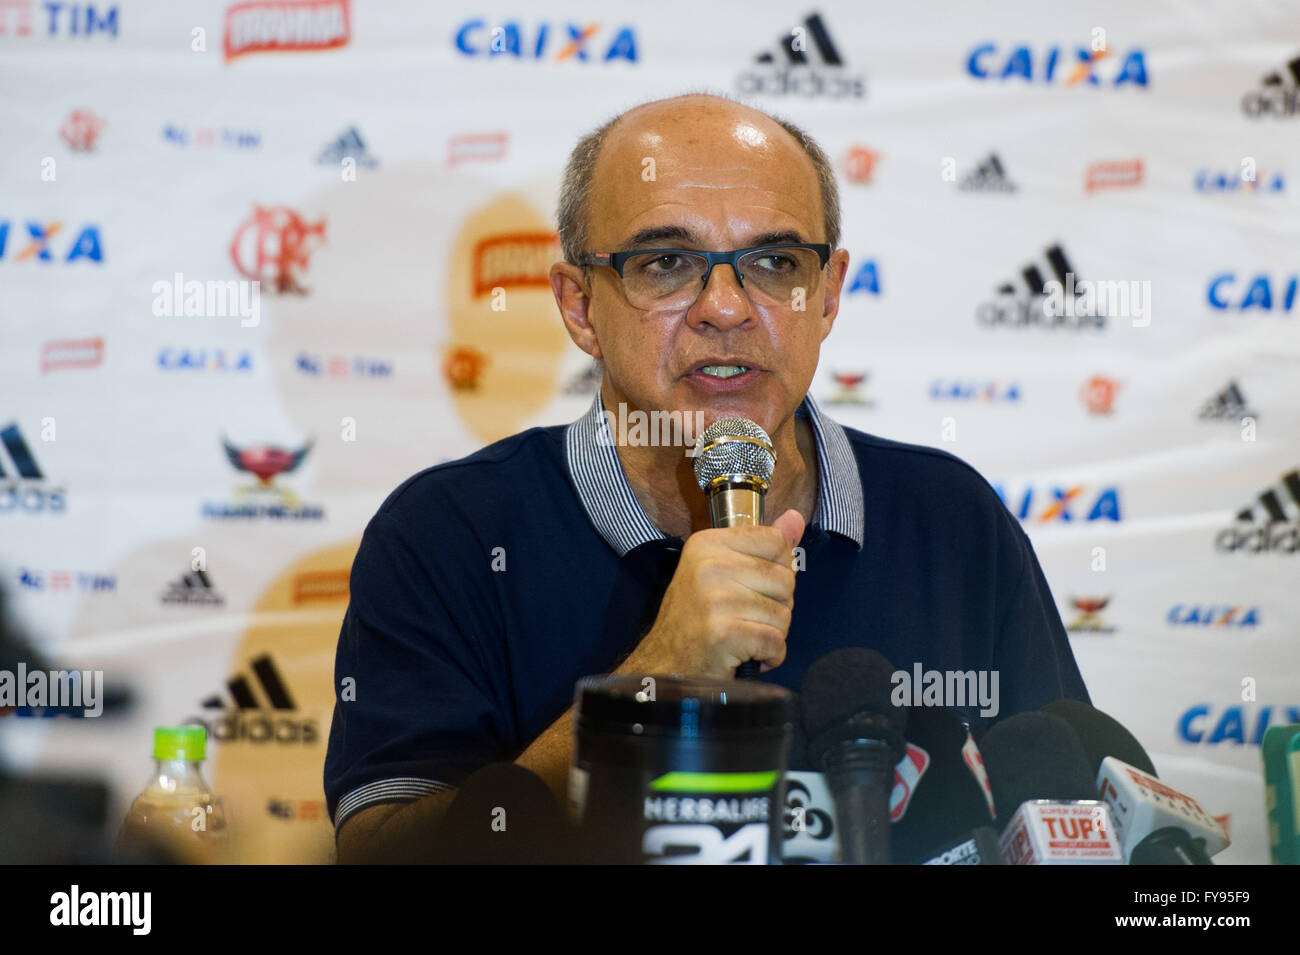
[1,0,1298,863]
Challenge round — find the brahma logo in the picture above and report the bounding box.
[1179,704,1300,745]
[966,43,1148,87]
[1206,272,1298,312]
[453,19,637,62]
[42,337,103,372]
[994,483,1122,523]
[224,0,350,62]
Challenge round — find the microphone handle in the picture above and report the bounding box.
[708,484,767,682]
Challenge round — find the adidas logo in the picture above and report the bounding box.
[1198,381,1258,422]
[189,654,317,744]
[0,422,65,513]
[1215,469,1300,554]
[1243,53,1300,117]
[978,244,1105,330]
[959,153,1017,193]
[0,423,42,479]
[736,12,865,99]
[160,568,224,606]
[316,126,378,168]
[996,244,1078,298]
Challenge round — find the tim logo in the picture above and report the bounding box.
[995,483,1122,523]
[224,0,350,61]
[1,2,119,37]
[966,43,1148,87]
[229,206,325,294]
[0,221,102,263]
[453,19,637,62]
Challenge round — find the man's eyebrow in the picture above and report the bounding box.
[618,226,699,250]
[616,227,811,251]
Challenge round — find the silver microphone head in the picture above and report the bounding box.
[691,416,777,492]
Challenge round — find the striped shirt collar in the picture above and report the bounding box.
[564,391,865,557]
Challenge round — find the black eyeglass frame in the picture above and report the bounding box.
[578,243,833,289]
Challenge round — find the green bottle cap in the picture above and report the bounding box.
[153,725,207,762]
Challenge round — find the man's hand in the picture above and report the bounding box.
[624,508,805,679]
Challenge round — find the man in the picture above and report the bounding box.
[325,93,1089,863]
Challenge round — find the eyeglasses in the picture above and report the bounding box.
[579,243,832,311]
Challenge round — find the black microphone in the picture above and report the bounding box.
[1042,700,1226,864]
[891,706,999,864]
[429,763,575,865]
[1040,698,1157,776]
[980,712,1124,864]
[800,648,907,864]
[691,416,778,681]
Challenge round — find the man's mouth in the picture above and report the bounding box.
[697,364,750,380]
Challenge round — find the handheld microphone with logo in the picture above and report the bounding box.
[1044,699,1228,864]
[980,712,1123,864]
[1263,724,1300,865]
[692,416,778,681]
[800,648,907,864]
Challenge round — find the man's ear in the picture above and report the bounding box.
[551,262,603,360]
[819,248,851,342]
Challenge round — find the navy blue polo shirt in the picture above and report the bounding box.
[324,392,1090,831]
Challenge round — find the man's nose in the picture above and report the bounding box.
[686,262,757,330]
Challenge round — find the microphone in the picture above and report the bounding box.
[1041,698,1157,776]
[800,648,907,864]
[691,416,778,681]
[920,828,1004,866]
[891,707,999,864]
[980,712,1123,864]
[1042,700,1228,864]
[1263,724,1300,865]
[429,763,576,865]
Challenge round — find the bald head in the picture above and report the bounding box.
[556,93,840,267]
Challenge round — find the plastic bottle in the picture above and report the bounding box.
[119,725,230,864]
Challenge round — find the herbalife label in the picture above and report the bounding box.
[641,771,778,865]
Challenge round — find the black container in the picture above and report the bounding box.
[570,674,793,864]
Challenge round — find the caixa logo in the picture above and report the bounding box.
[1179,704,1300,745]
[454,20,637,62]
[0,221,103,263]
[994,483,1122,522]
[1206,272,1298,312]
[1166,605,1259,628]
[966,44,1148,87]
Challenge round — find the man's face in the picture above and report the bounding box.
[554,98,850,439]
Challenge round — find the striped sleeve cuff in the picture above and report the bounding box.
[333,777,456,832]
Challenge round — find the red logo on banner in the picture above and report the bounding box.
[230,206,326,294]
[443,347,488,391]
[841,145,880,184]
[1085,158,1144,193]
[223,0,351,61]
[1080,375,1121,414]
[60,110,105,151]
